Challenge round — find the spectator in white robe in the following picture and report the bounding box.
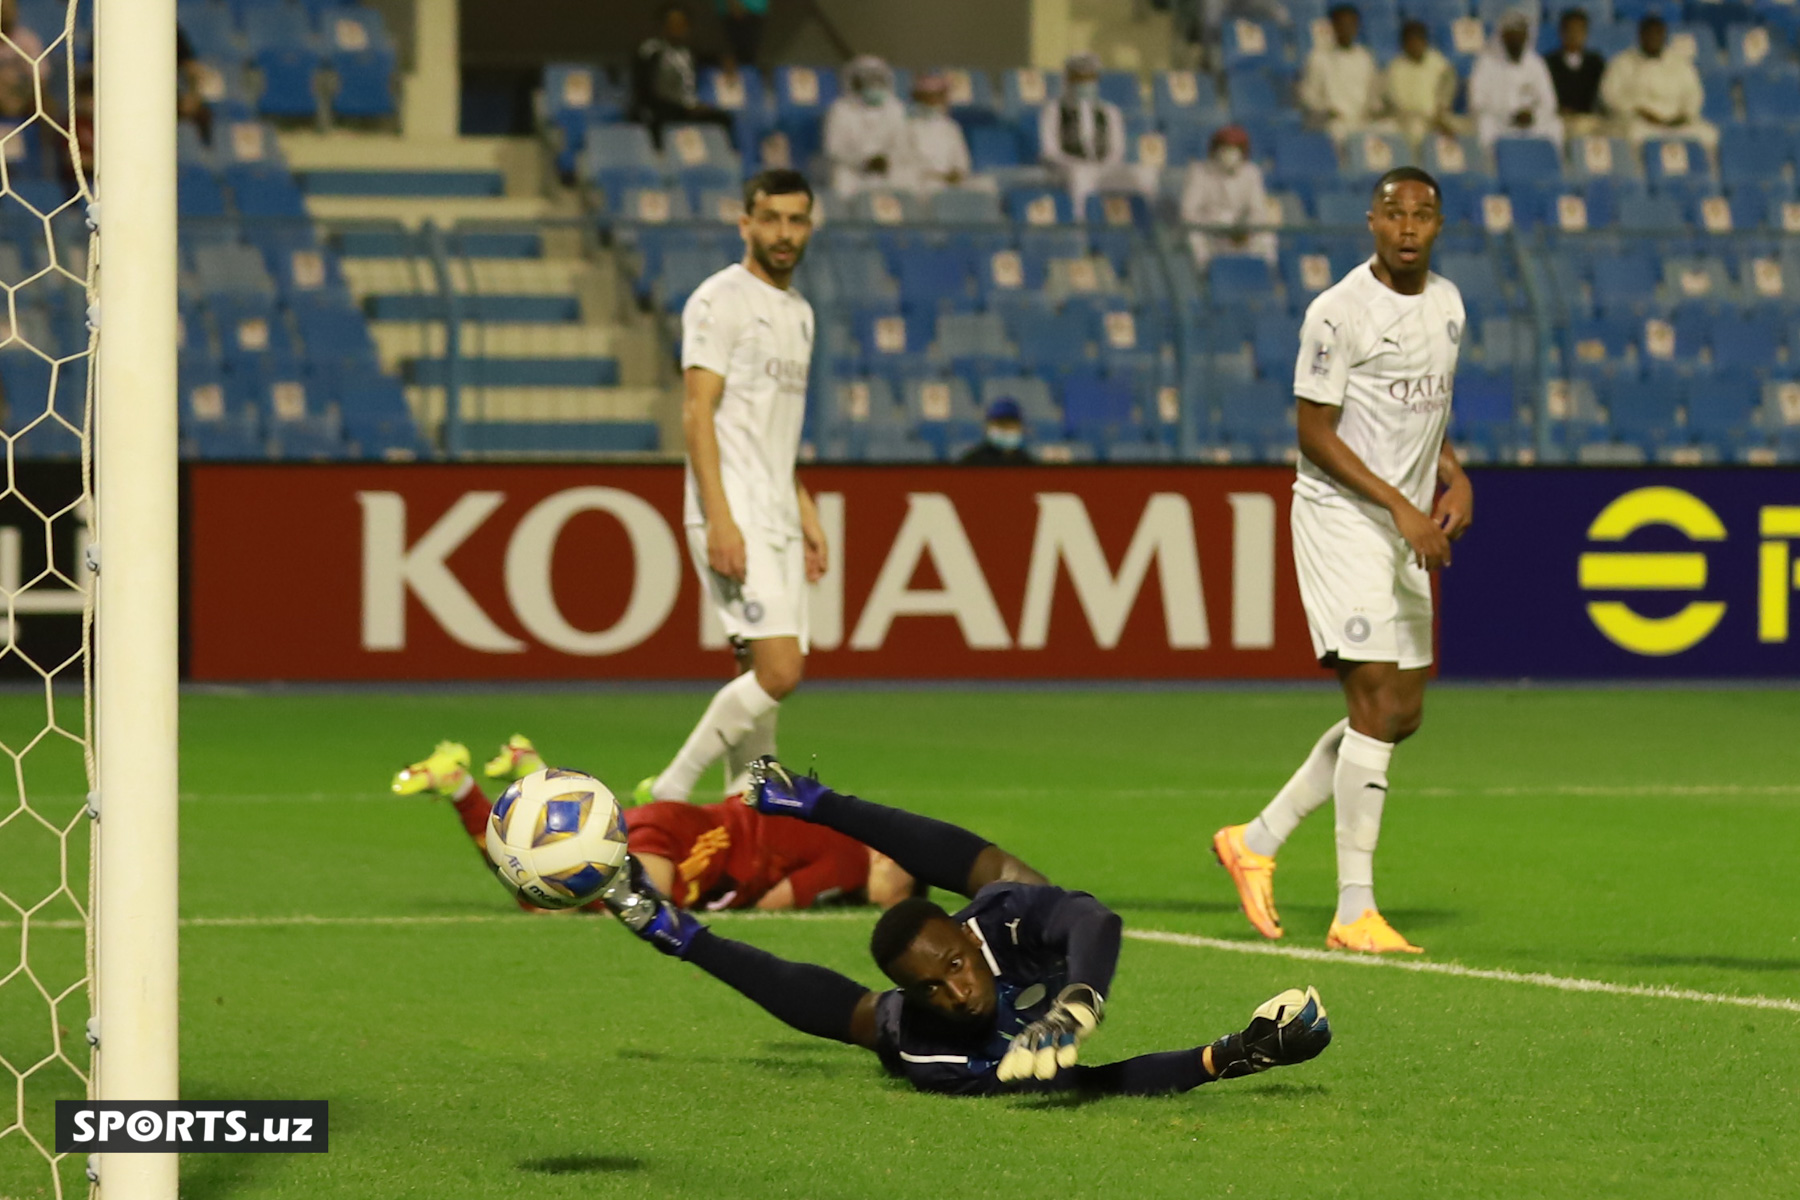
[1299,4,1389,140]
[1385,20,1462,149]
[823,55,912,196]
[1600,14,1717,150]
[1469,10,1565,150]
[903,73,975,193]
[1038,52,1156,216]
[1181,125,1278,267]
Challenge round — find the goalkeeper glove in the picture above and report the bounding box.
[1208,985,1331,1079]
[745,755,831,820]
[599,855,703,959]
[997,984,1105,1083]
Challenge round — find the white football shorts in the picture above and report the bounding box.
[1290,496,1434,670]
[686,525,810,653]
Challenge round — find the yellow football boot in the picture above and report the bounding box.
[483,735,545,781]
[391,741,471,797]
[1211,824,1283,939]
[631,777,658,808]
[1326,910,1423,954]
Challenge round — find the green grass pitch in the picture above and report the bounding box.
[3,686,1798,1199]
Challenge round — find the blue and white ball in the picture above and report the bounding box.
[486,768,628,909]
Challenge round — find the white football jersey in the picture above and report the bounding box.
[1292,258,1464,519]
[681,263,814,539]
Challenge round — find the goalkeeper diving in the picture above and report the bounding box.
[602,757,1332,1096]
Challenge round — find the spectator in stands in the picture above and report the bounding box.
[1385,20,1461,150]
[1171,0,1293,63]
[1600,14,1716,149]
[960,399,1033,465]
[176,25,213,144]
[903,74,974,194]
[824,56,912,196]
[1547,8,1606,139]
[632,2,733,150]
[714,0,768,73]
[1469,10,1563,150]
[1039,52,1156,215]
[1180,125,1276,267]
[1299,4,1388,141]
[0,0,47,120]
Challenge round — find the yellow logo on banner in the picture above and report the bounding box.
[1579,488,1725,655]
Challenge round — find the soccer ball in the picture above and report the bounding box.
[485,768,629,909]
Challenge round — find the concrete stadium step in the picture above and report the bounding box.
[301,170,507,198]
[370,321,631,360]
[334,227,549,258]
[406,384,667,430]
[341,257,588,296]
[455,421,661,454]
[304,195,556,225]
[367,294,581,322]
[407,358,621,387]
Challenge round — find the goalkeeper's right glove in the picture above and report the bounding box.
[599,855,703,959]
[1208,985,1331,1079]
[997,984,1105,1083]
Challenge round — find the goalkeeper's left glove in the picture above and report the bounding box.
[997,984,1105,1083]
[1208,985,1331,1079]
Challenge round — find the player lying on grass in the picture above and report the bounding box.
[599,756,1332,1096]
[393,737,916,913]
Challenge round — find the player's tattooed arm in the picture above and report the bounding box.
[683,366,746,581]
[1433,439,1473,544]
[1296,398,1451,570]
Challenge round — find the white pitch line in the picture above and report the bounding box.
[1124,929,1800,1014]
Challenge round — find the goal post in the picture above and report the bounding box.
[92,0,181,1195]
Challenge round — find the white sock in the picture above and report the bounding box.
[653,674,781,801]
[1244,718,1349,857]
[1333,729,1394,926]
[723,705,779,798]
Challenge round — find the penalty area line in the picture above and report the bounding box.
[1125,929,1800,1014]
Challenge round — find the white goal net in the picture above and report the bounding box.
[0,0,98,1196]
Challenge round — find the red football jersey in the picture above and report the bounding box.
[624,800,870,910]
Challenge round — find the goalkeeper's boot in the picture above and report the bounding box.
[483,735,545,781]
[1208,986,1331,1079]
[391,741,471,798]
[1326,909,1423,954]
[1211,824,1283,940]
[745,755,831,820]
[599,855,703,958]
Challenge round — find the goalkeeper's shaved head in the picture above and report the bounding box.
[871,897,998,1024]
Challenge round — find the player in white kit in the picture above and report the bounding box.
[638,169,828,804]
[1212,167,1475,954]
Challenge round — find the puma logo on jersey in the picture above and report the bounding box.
[1005,919,1022,945]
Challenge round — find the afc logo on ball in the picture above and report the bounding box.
[1578,487,1800,656]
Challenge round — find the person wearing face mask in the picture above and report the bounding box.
[1038,53,1156,216]
[1469,9,1563,151]
[824,55,913,196]
[902,74,976,194]
[960,400,1033,464]
[1180,125,1277,268]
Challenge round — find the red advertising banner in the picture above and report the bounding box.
[189,464,1324,680]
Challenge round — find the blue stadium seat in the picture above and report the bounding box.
[254,46,320,117]
[1617,192,1687,230]
[1495,138,1565,188]
[243,2,316,53]
[1226,68,1283,117]
[1215,378,1292,450]
[179,163,229,218]
[1270,128,1338,190]
[967,124,1023,170]
[1098,70,1142,114]
[698,65,765,114]
[1591,254,1662,315]
[1451,369,1520,455]
[225,163,308,217]
[1710,312,1784,370]
[1567,134,1639,183]
[1153,70,1224,122]
[1006,187,1074,226]
[193,242,277,296]
[1606,375,1684,450]
[1251,314,1303,379]
[1686,372,1763,448]
[896,247,974,315]
[321,7,396,57]
[1420,132,1489,181]
[1000,67,1061,118]
[773,65,839,116]
[1013,309,1096,376]
[1642,137,1712,192]
[1208,255,1279,308]
[332,50,397,118]
[930,188,1006,225]
[1343,130,1410,181]
[1222,19,1281,67]
[1313,188,1370,226]
[1060,374,1138,445]
[1741,72,1800,121]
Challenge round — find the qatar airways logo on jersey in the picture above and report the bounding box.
[1387,373,1453,413]
[764,358,809,393]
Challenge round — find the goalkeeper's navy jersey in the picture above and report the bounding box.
[872,882,1090,1096]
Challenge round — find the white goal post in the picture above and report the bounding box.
[93,0,180,1195]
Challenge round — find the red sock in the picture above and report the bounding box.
[450,781,491,849]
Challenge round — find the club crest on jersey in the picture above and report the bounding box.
[743,600,765,624]
[1344,615,1372,643]
[1447,320,1461,345]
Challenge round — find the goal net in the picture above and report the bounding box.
[0,0,98,1195]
